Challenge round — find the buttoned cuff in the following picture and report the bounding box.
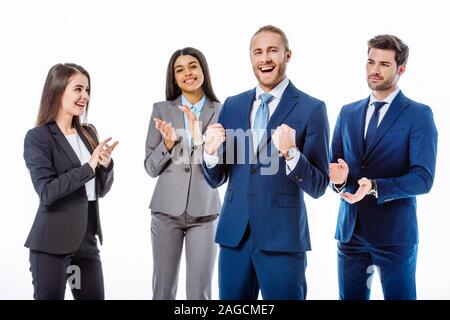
[203,150,219,168]
[332,180,347,193]
[285,151,301,175]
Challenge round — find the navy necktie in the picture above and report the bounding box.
[365,101,387,152]
[253,93,274,152]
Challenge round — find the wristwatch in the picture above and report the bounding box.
[285,146,299,161]
[367,179,378,198]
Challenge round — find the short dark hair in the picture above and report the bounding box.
[368,34,409,66]
[165,47,219,103]
[251,25,290,51]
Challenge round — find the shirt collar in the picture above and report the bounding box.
[369,87,400,106]
[181,94,206,112]
[255,77,290,101]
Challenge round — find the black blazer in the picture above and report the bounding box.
[23,122,114,255]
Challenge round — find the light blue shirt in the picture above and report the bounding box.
[181,95,206,147]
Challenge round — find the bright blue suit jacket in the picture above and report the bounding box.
[331,91,438,245]
[202,81,330,252]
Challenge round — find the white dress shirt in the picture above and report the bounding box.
[364,88,400,137]
[65,133,96,201]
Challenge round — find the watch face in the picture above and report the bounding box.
[288,147,298,158]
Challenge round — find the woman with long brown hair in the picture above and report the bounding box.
[144,47,221,299]
[23,63,118,300]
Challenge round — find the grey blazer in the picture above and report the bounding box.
[144,97,222,217]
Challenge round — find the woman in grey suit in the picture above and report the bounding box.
[144,47,222,300]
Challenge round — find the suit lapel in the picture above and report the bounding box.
[198,98,215,133]
[234,90,255,162]
[171,97,186,129]
[48,122,81,166]
[76,125,95,154]
[353,97,370,159]
[364,91,409,158]
[170,97,188,145]
[240,89,255,131]
[256,82,299,160]
[266,82,299,140]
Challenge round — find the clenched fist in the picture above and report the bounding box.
[272,124,296,156]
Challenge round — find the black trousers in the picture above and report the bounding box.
[29,201,104,300]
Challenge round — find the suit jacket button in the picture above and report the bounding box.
[184,168,190,173]
[250,168,256,174]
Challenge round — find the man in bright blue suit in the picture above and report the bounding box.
[201,25,330,299]
[329,35,438,300]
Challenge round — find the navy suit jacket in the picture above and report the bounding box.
[23,122,114,254]
[331,91,438,245]
[202,81,330,252]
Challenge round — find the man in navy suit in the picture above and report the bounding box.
[329,35,438,300]
[201,25,330,299]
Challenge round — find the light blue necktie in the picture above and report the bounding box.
[364,101,386,152]
[253,93,274,153]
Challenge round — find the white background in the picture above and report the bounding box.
[0,0,449,299]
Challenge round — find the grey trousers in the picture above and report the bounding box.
[151,211,218,300]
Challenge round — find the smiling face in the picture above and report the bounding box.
[250,31,291,92]
[366,48,405,93]
[59,72,90,118]
[173,54,205,97]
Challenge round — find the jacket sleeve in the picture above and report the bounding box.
[96,159,114,198]
[376,105,438,203]
[84,124,114,198]
[201,99,229,189]
[144,103,176,178]
[23,128,96,206]
[328,108,352,193]
[287,101,330,199]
